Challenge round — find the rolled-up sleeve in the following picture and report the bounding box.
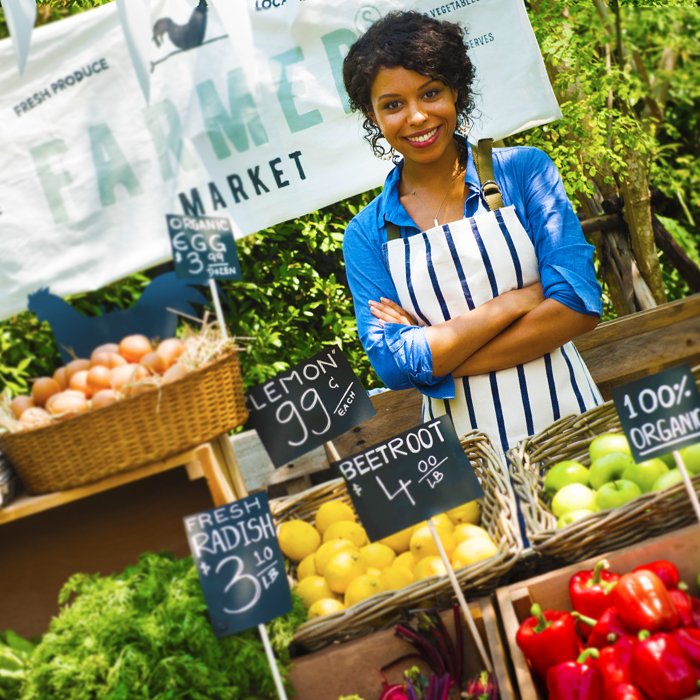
[343,215,455,398]
[517,149,602,317]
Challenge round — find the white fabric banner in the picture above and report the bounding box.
[0,0,560,319]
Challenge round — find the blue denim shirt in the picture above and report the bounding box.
[342,143,602,399]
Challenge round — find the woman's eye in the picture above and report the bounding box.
[383,100,401,111]
[424,88,440,99]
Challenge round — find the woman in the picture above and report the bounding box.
[341,11,603,457]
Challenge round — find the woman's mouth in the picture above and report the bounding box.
[404,126,441,147]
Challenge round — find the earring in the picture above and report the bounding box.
[378,147,395,161]
[456,114,472,140]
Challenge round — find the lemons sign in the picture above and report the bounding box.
[183,493,292,637]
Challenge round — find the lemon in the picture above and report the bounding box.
[314,499,356,534]
[324,549,367,594]
[294,575,334,608]
[453,523,493,544]
[297,553,317,580]
[366,567,382,577]
[308,597,346,619]
[277,519,321,562]
[410,524,456,561]
[413,555,447,581]
[413,514,454,533]
[380,565,414,591]
[344,573,383,608]
[395,551,418,572]
[323,520,369,548]
[451,537,498,569]
[359,542,396,570]
[315,539,358,575]
[446,500,481,525]
[379,525,414,554]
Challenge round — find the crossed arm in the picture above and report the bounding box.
[369,288,599,378]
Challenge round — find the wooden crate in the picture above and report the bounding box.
[288,597,516,700]
[494,524,700,700]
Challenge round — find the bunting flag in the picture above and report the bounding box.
[0,0,36,75]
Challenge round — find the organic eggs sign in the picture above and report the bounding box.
[332,415,484,541]
[166,214,242,281]
[183,493,292,637]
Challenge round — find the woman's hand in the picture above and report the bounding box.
[368,297,418,327]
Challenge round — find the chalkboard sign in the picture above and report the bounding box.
[246,346,376,468]
[166,214,242,281]
[612,364,700,462]
[332,415,484,542]
[183,493,292,637]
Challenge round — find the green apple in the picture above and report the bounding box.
[595,479,642,510]
[557,509,596,529]
[551,483,598,517]
[589,433,631,462]
[651,469,684,491]
[678,443,700,475]
[659,452,676,469]
[589,452,635,490]
[622,458,669,493]
[543,460,590,495]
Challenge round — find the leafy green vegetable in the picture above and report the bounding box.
[0,629,36,699]
[21,552,306,700]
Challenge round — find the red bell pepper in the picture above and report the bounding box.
[669,588,695,628]
[673,627,700,671]
[515,603,581,680]
[546,648,603,700]
[597,634,636,689]
[573,607,632,648]
[629,631,700,700]
[690,593,700,627]
[633,560,680,590]
[610,570,678,633]
[605,683,649,700]
[569,559,620,619]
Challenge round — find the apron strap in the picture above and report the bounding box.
[471,138,505,211]
[385,222,401,241]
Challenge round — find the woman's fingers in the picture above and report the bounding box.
[369,298,417,325]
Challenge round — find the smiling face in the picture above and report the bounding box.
[369,66,459,169]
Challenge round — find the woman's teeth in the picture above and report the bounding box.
[407,128,437,143]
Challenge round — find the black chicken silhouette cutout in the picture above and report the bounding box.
[153,0,208,51]
[28,272,208,363]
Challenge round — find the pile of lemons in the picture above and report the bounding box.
[277,499,498,619]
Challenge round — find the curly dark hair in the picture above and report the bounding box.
[342,10,476,161]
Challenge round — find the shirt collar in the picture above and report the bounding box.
[377,135,483,227]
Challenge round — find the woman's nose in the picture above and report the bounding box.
[406,103,427,125]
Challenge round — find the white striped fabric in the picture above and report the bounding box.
[385,206,603,455]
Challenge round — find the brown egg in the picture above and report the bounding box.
[90,343,120,360]
[9,395,35,419]
[46,390,89,416]
[87,365,113,394]
[53,366,68,390]
[91,389,119,409]
[69,370,93,397]
[156,338,186,368]
[118,334,153,363]
[64,358,91,382]
[31,377,62,407]
[90,351,127,369]
[19,406,52,426]
[140,351,167,375]
[111,363,148,392]
[162,363,189,384]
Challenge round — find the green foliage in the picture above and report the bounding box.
[20,552,306,700]
[0,630,36,699]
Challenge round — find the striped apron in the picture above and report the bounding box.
[384,205,603,457]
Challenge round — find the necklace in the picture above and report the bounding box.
[403,166,465,228]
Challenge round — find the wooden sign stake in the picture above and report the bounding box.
[259,622,289,700]
[427,519,492,673]
[672,450,700,524]
[209,279,228,339]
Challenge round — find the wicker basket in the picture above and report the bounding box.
[0,350,248,494]
[271,429,523,651]
[508,366,700,563]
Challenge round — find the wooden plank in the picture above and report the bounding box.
[0,447,199,525]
